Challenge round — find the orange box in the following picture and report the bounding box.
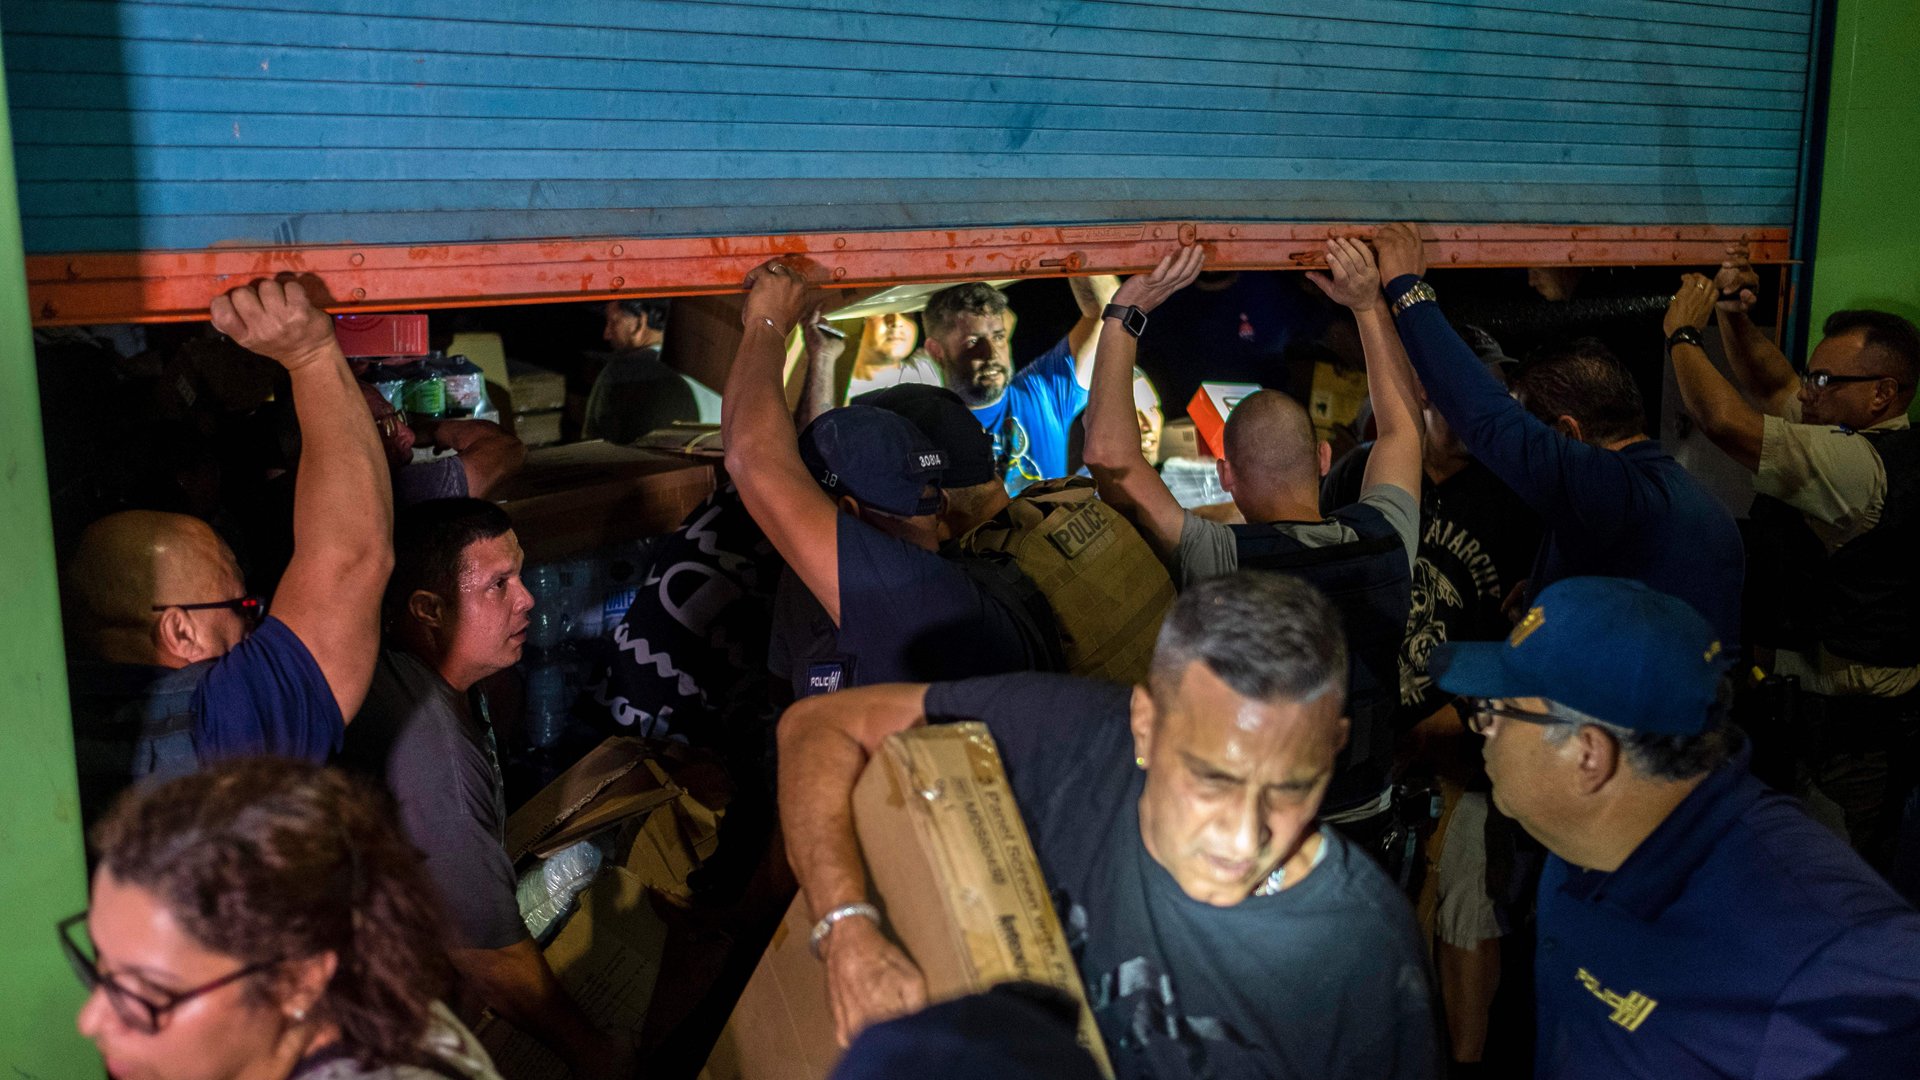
[1186,382,1262,458]
[333,313,429,358]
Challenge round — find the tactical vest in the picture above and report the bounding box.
[1230,504,1413,813]
[1749,427,1920,669]
[67,661,211,824]
[955,478,1175,685]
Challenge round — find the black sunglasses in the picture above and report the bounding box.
[59,912,283,1034]
[1462,698,1566,736]
[149,596,266,622]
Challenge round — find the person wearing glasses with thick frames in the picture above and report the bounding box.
[61,278,394,826]
[1664,253,1920,881]
[1430,575,1920,1080]
[68,757,502,1080]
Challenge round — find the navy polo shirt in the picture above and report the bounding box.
[1535,746,1920,1078]
[767,514,1040,697]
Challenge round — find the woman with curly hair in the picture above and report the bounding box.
[62,756,504,1080]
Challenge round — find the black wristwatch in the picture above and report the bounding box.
[1102,303,1148,338]
[1665,325,1706,354]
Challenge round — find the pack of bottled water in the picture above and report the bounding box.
[517,538,655,749]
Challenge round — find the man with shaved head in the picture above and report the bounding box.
[1086,240,1423,854]
[65,279,392,821]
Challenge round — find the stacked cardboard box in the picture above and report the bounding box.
[504,359,568,446]
[491,441,715,564]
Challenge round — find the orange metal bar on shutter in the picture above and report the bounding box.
[25,221,1792,326]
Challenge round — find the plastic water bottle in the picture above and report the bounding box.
[515,838,604,942]
[598,540,650,632]
[523,564,572,649]
[562,557,601,641]
[524,659,574,749]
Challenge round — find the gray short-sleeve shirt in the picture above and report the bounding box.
[1169,483,1420,588]
[343,650,526,951]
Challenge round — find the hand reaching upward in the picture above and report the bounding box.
[1307,236,1384,312]
[1111,244,1206,315]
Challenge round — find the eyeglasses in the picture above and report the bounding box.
[1801,370,1892,391]
[149,596,266,623]
[1462,698,1565,736]
[58,912,283,1034]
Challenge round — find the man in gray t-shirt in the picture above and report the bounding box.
[344,498,632,1080]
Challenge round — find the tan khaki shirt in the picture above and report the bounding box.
[1757,399,1906,549]
[1757,401,1917,695]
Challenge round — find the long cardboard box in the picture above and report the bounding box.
[703,723,1112,1079]
[492,441,715,563]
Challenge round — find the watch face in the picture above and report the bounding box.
[1104,303,1147,337]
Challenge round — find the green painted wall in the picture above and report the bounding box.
[0,19,97,1080]
[1809,0,1920,335]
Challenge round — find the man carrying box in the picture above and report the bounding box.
[779,572,1440,1080]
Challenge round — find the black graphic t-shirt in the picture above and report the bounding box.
[1324,445,1541,723]
[925,674,1440,1080]
[591,483,784,745]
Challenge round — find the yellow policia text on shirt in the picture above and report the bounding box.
[1576,967,1658,1032]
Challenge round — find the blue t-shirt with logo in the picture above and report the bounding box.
[970,336,1087,494]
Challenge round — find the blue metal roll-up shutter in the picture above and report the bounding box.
[2,0,1815,254]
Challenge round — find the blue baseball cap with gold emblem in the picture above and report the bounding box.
[1429,577,1729,736]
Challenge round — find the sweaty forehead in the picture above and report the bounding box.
[948,312,1006,337]
[1164,662,1339,777]
[457,530,523,587]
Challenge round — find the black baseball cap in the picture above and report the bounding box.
[798,405,947,518]
[853,383,998,489]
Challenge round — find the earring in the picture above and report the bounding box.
[292,1008,307,1022]
[1134,756,1147,769]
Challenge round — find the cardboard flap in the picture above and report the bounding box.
[505,737,684,863]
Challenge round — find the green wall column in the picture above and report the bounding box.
[0,15,98,1079]
[1809,0,1920,337]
